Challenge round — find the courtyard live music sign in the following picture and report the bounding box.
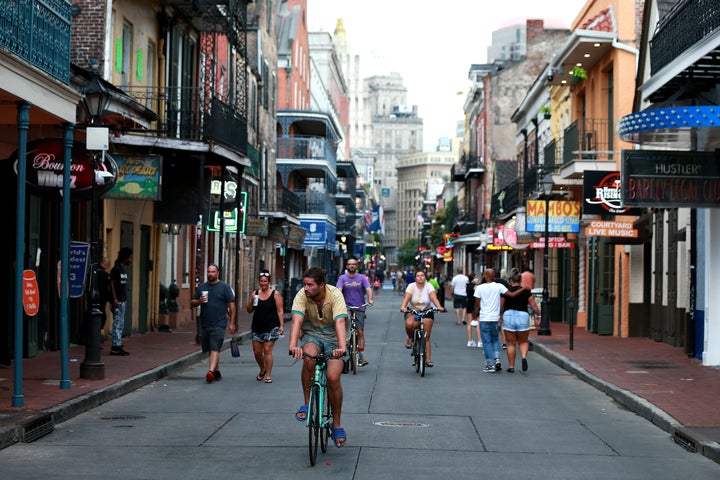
[621,150,720,208]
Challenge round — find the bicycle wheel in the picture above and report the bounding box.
[413,329,421,373]
[418,331,426,377]
[308,384,320,466]
[349,329,358,375]
[320,386,332,453]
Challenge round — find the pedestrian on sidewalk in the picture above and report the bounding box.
[451,267,469,325]
[247,269,284,383]
[465,273,481,347]
[400,268,445,367]
[337,257,373,366]
[95,257,111,330]
[191,263,236,383]
[502,268,540,372]
[109,248,133,356]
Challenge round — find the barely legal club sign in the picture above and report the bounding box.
[622,150,720,207]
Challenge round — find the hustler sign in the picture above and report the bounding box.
[10,138,117,200]
[621,150,720,208]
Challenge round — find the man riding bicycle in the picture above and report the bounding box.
[289,267,348,448]
[336,257,374,366]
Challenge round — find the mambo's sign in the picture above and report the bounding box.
[9,138,117,200]
[585,220,638,238]
[526,200,581,233]
[621,150,720,208]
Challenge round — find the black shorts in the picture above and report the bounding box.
[453,295,467,309]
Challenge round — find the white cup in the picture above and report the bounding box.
[253,294,259,307]
[201,290,209,303]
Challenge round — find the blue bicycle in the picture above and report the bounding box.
[301,352,333,466]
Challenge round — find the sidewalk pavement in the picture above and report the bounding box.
[1,314,719,464]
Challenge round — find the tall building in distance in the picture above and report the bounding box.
[397,139,457,249]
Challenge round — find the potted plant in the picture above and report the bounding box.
[540,106,552,119]
[571,66,588,83]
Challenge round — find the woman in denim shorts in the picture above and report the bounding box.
[502,269,540,373]
[246,270,285,383]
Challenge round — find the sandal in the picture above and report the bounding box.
[264,377,273,383]
[295,405,308,422]
[330,427,347,448]
[404,339,412,349]
[425,361,435,367]
[256,371,266,381]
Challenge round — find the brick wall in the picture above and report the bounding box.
[70,0,108,72]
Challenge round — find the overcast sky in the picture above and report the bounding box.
[307,0,587,151]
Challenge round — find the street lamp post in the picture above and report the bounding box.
[79,68,112,380]
[281,221,291,312]
[538,172,554,336]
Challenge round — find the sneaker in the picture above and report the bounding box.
[494,359,502,372]
[476,343,483,348]
[522,358,528,372]
[482,365,497,373]
[213,370,222,381]
[358,357,369,366]
[502,344,507,350]
[205,371,214,383]
[467,341,477,347]
[110,347,130,356]
[506,368,515,373]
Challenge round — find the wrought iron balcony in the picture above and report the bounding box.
[452,154,484,181]
[648,0,720,102]
[123,86,247,155]
[276,136,337,172]
[294,191,337,217]
[490,179,521,218]
[0,0,72,83]
[277,186,301,217]
[561,118,611,166]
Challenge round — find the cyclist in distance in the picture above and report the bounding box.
[337,257,374,366]
[289,267,349,448]
[400,268,445,367]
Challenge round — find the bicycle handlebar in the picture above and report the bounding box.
[347,302,373,311]
[402,307,438,316]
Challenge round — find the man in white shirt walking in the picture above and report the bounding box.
[450,268,469,325]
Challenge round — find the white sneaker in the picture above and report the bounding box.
[466,341,477,347]
[476,343,483,348]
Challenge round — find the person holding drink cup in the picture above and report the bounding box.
[191,263,236,383]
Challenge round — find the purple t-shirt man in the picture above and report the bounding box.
[337,272,372,308]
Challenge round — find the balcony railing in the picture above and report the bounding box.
[277,186,301,216]
[0,0,72,83]
[490,179,520,218]
[294,191,336,217]
[277,136,337,172]
[562,118,611,166]
[453,154,484,181]
[650,0,720,74]
[124,86,247,155]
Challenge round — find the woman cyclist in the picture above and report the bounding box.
[400,268,445,367]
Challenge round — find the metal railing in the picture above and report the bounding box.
[294,191,337,217]
[277,186,301,216]
[0,0,72,83]
[562,118,611,166]
[123,86,247,155]
[650,0,720,74]
[276,136,337,172]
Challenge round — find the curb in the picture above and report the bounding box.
[531,340,720,465]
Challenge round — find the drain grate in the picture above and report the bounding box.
[100,415,146,421]
[22,414,54,443]
[625,360,678,370]
[373,421,429,427]
[673,430,697,453]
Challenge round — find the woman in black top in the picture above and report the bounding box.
[502,269,540,372]
[465,273,481,347]
[246,270,284,383]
